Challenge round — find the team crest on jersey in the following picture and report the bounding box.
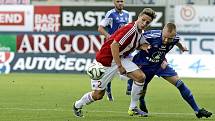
[0,52,14,74]
[147,51,165,63]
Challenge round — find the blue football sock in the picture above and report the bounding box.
[106,82,111,93]
[176,80,200,112]
[127,79,133,91]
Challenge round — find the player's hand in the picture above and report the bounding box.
[161,60,168,69]
[118,65,127,75]
[181,46,189,52]
[139,43,151,53]
[179,46,189,53]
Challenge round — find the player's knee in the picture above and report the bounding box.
[136,73,146,83]
[92,90,105,101]
[93,95,103,100]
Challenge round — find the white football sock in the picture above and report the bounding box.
[75,92,94,108]
[129,81,144,109]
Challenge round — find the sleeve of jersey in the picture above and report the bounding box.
[139,34,149,44]
[99,12,112,27]
[142,33,152,44]
[174,33,181,43]
[114,25,135,45]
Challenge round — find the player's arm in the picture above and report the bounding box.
[110,40,126,74]
[176,41,188,52]
[98,25,110,39]
[98,14,111,39]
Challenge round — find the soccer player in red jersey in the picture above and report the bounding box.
[73,8,156,117]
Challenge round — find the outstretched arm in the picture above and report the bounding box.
[176,42,188,53]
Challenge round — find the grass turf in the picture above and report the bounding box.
[0,73,214,121]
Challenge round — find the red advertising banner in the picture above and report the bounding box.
[0,11,25,26]
[34,6,60,32]
[17,33,105,53]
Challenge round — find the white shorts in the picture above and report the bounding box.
[91,58,139,90]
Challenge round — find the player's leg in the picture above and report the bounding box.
[73,90,105,117]
[121,58,147,116]
[125,50,139,95]
[139,84,148,113]
[163,75,200,111]
[126,79,133,95]
[73,64,118,117]
[159,65,212,118]
[118,74,132,95]
[163,76,212,118]
[127,70,148,116]
[139,73,155,115]
[106,82,114,101]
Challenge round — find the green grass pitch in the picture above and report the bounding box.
[0,73,214,121]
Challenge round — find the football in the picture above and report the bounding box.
[87,62,105,80]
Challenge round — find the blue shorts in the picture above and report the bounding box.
[141,64,178,86]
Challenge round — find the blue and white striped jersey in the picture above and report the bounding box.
[99,8,129,35]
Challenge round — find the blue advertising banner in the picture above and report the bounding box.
[8,53,96,73]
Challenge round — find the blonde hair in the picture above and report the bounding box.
[139,8,156,20]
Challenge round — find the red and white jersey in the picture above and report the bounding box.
[96,22,147,67]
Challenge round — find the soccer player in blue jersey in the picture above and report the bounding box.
[127,23,212,118]
[98,0,129,101]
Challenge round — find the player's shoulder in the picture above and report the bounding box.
[172,33,180,43]
[174,33,180,40]
[105,8,116,17]
[123,22,135,28]
[143,30,162,39]
[122,10,129,15]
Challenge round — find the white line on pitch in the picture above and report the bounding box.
[0,107,196,115]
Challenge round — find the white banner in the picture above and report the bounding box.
[169,34,215,55]
[166,54,215,78]
[0,5,33,32]
[175,5,215,33]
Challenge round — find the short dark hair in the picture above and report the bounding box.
[165,23,176,32]
[139,8,157,20]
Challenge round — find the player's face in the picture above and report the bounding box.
[114,0,124,11]
[162,28,176,44]
[137,14,153,30]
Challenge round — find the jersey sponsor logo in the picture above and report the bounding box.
[0,52,14,74]
[0,12,24,25]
